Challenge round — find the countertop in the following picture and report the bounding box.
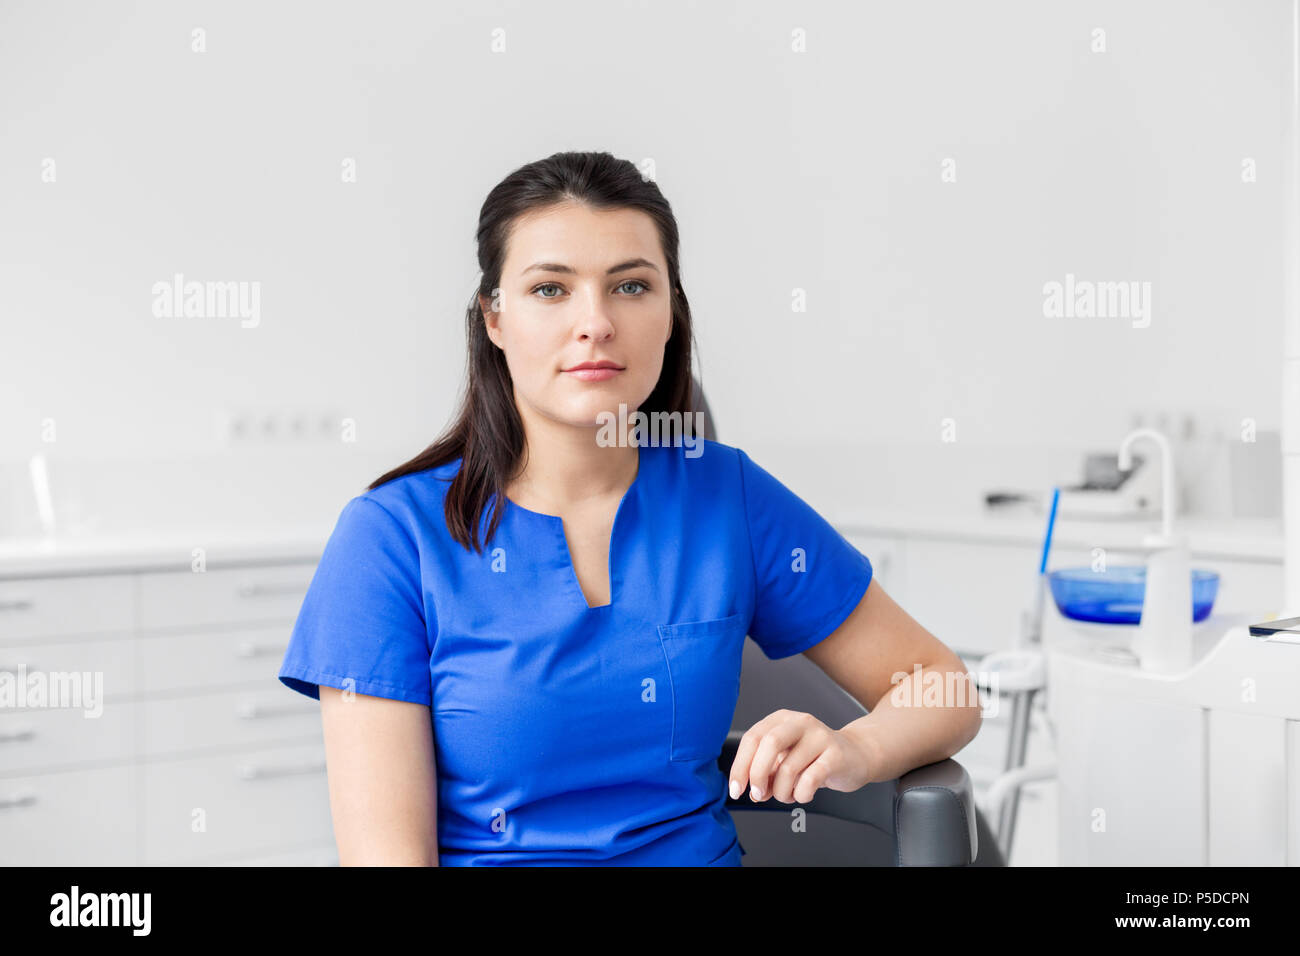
[825,505,1284,563]
[0,507,1282,579]
[0,529,330,578]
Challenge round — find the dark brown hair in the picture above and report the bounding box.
[368,150,702,554]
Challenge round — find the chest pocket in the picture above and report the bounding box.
[656,611,749,763]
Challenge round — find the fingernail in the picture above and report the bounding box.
[729,779,740,799]
[751,785,762,801]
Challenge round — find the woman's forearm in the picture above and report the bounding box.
[838,659,982,786]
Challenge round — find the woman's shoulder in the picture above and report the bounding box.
[343,457,463,541]
[668,439,807,511]
[654,437,756,501]
[662,436,749,477]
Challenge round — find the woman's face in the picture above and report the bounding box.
[482,201,674,436]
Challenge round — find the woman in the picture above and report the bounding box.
[278,150,981,866]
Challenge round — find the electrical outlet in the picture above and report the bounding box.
[216,408,346,444]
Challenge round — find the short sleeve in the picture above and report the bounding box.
[738,448,874,659]
[278,495,433,706]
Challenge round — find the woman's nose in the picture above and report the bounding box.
[574,291,616,339]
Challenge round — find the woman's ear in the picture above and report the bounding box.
[480,293,502,348]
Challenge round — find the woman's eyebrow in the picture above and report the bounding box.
[522,257,660,276]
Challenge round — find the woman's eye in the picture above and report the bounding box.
[530,280,649,299]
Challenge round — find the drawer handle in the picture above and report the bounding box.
[238,758,326,781]
[236,583,306,600]
[235,641,288,659]
[236,701,314,720]
[0,792,37,810]
[0,727,35,744]
[0,599,34,612]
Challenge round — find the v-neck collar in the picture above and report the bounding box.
[503,443,649,611]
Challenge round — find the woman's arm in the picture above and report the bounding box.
[319,685,439,866]
[730,578,982,804]
[802,577,982,782]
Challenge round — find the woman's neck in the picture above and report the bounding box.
[506,418,640,515]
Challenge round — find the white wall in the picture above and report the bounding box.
[0,0,1289,532]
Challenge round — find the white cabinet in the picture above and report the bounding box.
[0,576,133,642]
[139,743,331,865]
[0,764,135,866]
[138,683,320,757]
[136,625,293,694]
[0,560,332,866]
[0,697,135,774]
[137,565,316,631]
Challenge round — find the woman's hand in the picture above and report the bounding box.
[728,709,874,805]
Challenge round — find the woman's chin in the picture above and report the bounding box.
[550,398,631,428]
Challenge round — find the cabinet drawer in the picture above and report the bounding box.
[0,634,135,704]
[139,684,320,757]
[137,624,292,694]
[0,698,134,776]
[0,575,133,644]
[140,743,331,864]
[0,764,135,865]
[138,564,315,631]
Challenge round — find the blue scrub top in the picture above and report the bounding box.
[278,438,873,866]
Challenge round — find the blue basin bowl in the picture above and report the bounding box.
[1047,566,1220,625]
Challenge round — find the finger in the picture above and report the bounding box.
[792,752,833,805]
[728,710,794,799]
[748,718,807,801]
[769,731,828,803]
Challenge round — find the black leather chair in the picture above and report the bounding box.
[691,376,1003,866]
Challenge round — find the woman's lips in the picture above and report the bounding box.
[563,367,624,382]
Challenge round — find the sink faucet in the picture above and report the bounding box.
[1117,428,1193,672]
[1117,428,1183,546]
